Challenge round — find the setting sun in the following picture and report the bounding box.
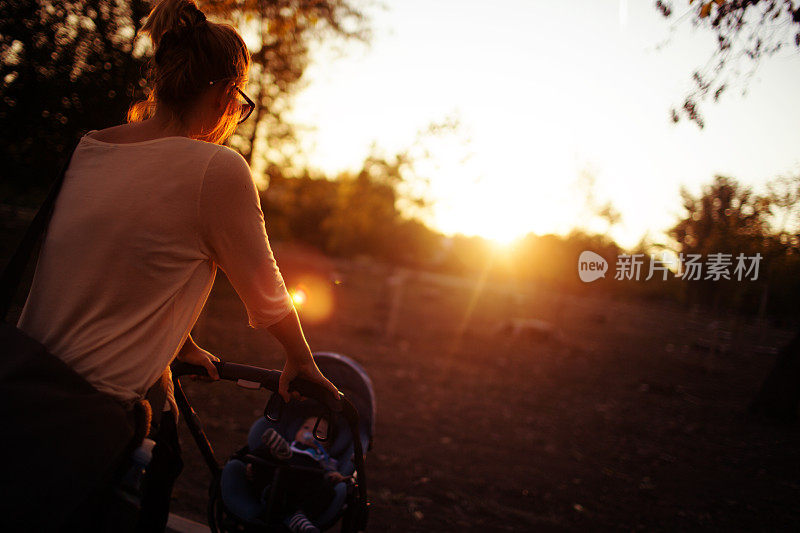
[287,0,800,250]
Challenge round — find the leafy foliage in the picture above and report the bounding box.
[0,0,151,198]
[670,175,770,255]
[198,0,370,168]
[656,0,800,127]
[669,174,800,313]
[262,149,440,263]
[0,0,369,202]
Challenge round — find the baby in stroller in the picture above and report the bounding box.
[215,352,374,533]
[244,412,350,532]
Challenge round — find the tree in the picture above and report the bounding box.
[656,2,800,422]
[260,166,340,249]
[0,0,370,203]
[669,174,800,420]
[655,0,800,127]
[668,175,771,310]
[0,0,151,200]
[198,0,370,172]
[322,156,406,258]
[259,143,439,266]
[670,176,769,254]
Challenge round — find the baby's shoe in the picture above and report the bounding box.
[285,511,319,533]
[261,428,292,460]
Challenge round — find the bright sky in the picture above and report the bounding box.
[285,0,800,249]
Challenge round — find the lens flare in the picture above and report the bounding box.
[290,286,308,307]
[287,277,334,324]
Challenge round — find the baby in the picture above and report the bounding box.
[245,416,350,533]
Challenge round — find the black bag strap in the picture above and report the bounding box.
[0,135,167,438]
[0,140,81,320]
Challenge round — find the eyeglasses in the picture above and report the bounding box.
[209,79,255,124]
[233,85,255,123]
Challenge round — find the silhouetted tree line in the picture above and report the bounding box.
[260,160,800,319]
[668,175,800,317]
[261,154,442,268]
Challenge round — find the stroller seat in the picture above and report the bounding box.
[188,352,376,533]
[221,411,357,529]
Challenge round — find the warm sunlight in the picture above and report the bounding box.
[286,1,800,250]
[290,286,307,307]
[288,277,334,324]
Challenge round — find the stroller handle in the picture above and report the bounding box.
[171,360,345,413]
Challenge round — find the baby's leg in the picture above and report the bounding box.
[260,428,292,460]
[284,511,319,533]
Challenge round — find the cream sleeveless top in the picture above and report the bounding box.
[18,132,294,405]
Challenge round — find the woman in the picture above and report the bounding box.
[16,0,339,530]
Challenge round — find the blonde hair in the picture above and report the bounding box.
[128,0,250,144]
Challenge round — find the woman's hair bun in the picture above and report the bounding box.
[141,0,207,50]
[129,0,250,143]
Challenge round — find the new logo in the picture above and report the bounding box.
[578,251,608,282]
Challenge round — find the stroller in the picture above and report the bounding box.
[171,351,375,532]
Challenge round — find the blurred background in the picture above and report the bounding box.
[2,0,800,530]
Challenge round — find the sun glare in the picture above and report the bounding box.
[285,1,800,253]
[481,223,524,247]
[287,277,334,324]
[290,287,307,306]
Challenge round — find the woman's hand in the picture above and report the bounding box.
[266,308,340,402]
[176,336,220,380]
[278,355,340,403]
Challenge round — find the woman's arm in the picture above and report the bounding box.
[267,308,339,402]
[197,147,339,401]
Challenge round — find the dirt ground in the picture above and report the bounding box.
[164,244,800,532]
